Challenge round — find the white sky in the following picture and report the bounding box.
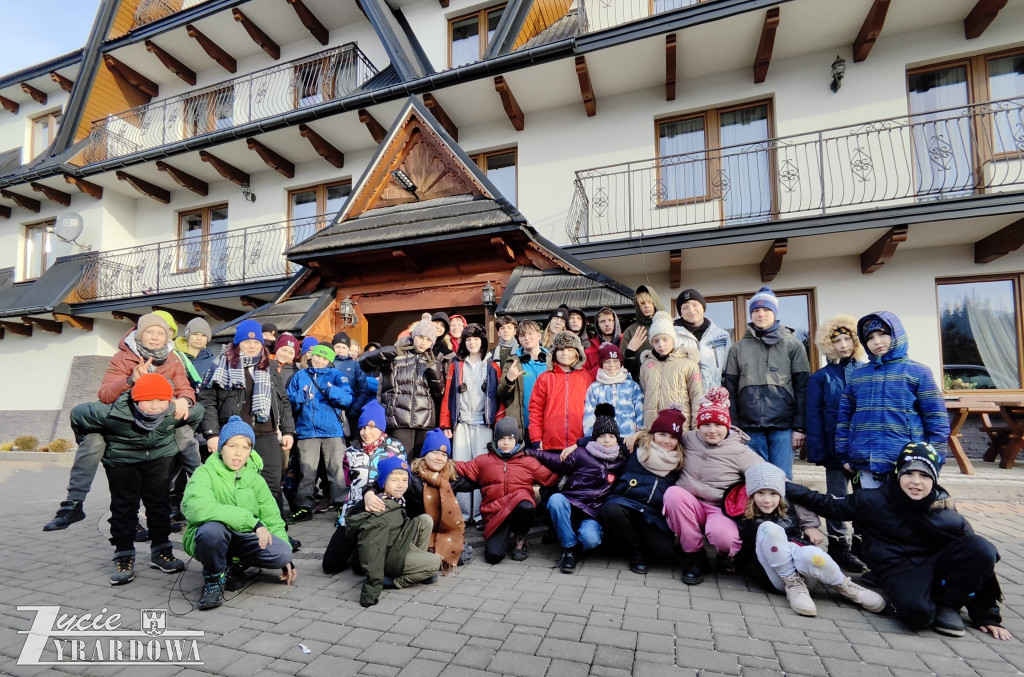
[0,0,103,76]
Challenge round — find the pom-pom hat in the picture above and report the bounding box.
[591,403,620,440]
[749,286,779,317]
[696,386,731,428]
[218,415,255,451]
[275,333,299,353]
[598,342,621,365]
[648,310,675,340]
[411,313,436,338]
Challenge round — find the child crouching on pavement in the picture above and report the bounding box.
[182,416,296,611]
[787,443,1013,640]
[336,400,406,528]
[70,373,202,586]
[731,463,885,618]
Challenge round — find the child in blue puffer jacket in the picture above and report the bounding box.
[582,343,644,438]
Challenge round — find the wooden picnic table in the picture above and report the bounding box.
[983,398,1024,469]
[945,397,994,475]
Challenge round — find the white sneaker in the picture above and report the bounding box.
[781,572,817,617]
[834,576,887,613]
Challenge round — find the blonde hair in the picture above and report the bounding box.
[635,290,654,305]
[411,455,458,482]
[635,430,685,470]
[744,492,788,520]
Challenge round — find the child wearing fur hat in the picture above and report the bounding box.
[731,462,885,618]
[787,443,1012,640]
[583,343,644,438]
[638,311,704,431]
[528,331,595,451]
[334,400,406,529]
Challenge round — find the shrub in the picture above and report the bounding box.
[13,435,39,451]
[0,440,12,451]
[47,439,74,454]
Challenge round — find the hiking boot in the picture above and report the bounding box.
[559,548,578,574]
[224,564,247,592]
[833,576,886,613]
[681,550,708,586]
[134,520,150,542]
[150,547,185,573]
[510,535,529,561]
[110,551,135,586]
[198,572,226,610]
[169,518,186,534]
[286,508,313,524]
[781,572,817,617]
[933,606,966,637]
[629,551,648,575]
[43,500,85,531]
[830,537,869,574]
[716,552,737,574]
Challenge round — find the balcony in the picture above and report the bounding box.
[130,0,211,32]
[74,214,330,302]
[82,44,378,164]
[566,97,1024,244]
[576,0,704,34]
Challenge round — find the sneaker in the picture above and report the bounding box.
[629,551,648,575]
[134,521,150,542]
[681,550,707,586]
[716,552,737,574]
[510,536,529,561]
[286,508,313,524]
[313,497,331,514]
[781,572,817,617]
[475,519,486,532]
[933,606,966,637]
[169,518,186,534]
[559,549,577,574]
[199,571,226,610]
[110,552,135,586]
[382,576,396,589]
[833,576,887,613]
[43,500,85,531]
[150,548,185,573]
[224,564,247,592]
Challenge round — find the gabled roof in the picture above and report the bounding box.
[495,266,634,318]
[212,290,335,340]
[0,255,92,319]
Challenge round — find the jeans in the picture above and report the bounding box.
[746,428,795,479]
[193,520,292,575]
[547,493,602,550]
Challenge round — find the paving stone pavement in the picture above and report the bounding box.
[2,460,1024,676]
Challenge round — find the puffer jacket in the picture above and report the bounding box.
[497,346,548,440]
[723,323,810,431]
[181,449,288,557]
[456,446,559,539]
[530,443,628,520]
[620,285,668,379]
[287,366,354,439]
[333,355,372,421]
[603,450,678,531]
[198,363,295,438]
[70,393,204,466]
[440,358,502,429]
[360,337,444,430]
[100,330,196,405]
[638,347,704,430]
[528,333,594,450]
[836,311,949,473]
[582,377,644,438]
[675,428,762,504]
[345,498,423,607]
[673,319,732,389]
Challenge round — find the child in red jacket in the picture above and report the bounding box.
[528,331,594,450]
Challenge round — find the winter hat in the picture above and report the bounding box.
[301,336,319,355]
[431,312,450,333]
[375,455,410,490]
[411,313,436,339]
[422,428,451,457]
[745,462,787,497]
[233,319,263,345]
[591,403,620,440]
[598,342,621,365]
[358,400,387,432]
[449,314,467,329]
[648,310,675,341]
[185,317,212,338]
[456,323,488,358]
[550,331,585,366]
[896,442,942,481]
[262,323,277,335]
[218,415,255,451]
[649,404,686,442]
[131,373,173,401]
[815,314,866,364]
[275,333,300,353]
[858,314,893,344]
[749,286,779,317]
[310,343,336,363]
[331,332,351,347]
[696,386,731,429]
[676,289,707,313]
[493,417,521,443]
[548,305,569,322]
[136,313,173,341]
[152,310,178,338]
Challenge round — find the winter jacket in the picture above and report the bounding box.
[181,449,288,558]
[345,498,421,607]
[173,336,216,390]
[723,323,810,431]
[440,358,502,429]
[456,448,559,539]
[70,393,204,466]
[99,330,196,405]
[333,355,372,421]
[836,312,949,473]
[603,451,678,532]
[528,348,594,450]
[673,319,732,389]
[497,346,548,439]
[530,443,628,520]
[582,377,644,438]
[360,338,444,430]
[198,364,295,438]
[620,285,668,380]
[675,428,763,504]
[273,361,299,388]
[287,366,354,439]
[584,307,623,375]
[339,437,406,525]
[805,360,860,468]
[638,348,704,430]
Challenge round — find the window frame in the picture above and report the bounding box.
[22,219,55,282]
[469,147,518,206]
[30,110,61,159]
[448,3,507,68]
[175,204,228,276]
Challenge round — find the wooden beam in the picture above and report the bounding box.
[144,40,196,85]
[0,190,41,212]
[0,321,31,337]
[285,0,329,46]
[116,170,170,204]
[439,0,449,6]
[54,313,94,331]
[422,94,459,141]
[64,174,103,199]
[575,56,596,117]
[0,206,10,219]
[193,301,243,322]
[185,24,237,73]
[759,238,787,282]
[246,137,295,178]
[964,0,1007,39]
[240,295,265,308]
[50,71,74,92]
[669,249,681,289]
[103,55,159,100]
[298,124,344,168]
[665,34,677,101]
[753,8,780,84]
[493,76,524,132]
[0,96,18,114]
[852,0,890,62]
[30,182,71,207]
[152,305,200,326]
[232,9,280,60]
[490,236,517,264]
[975,217,1024,263]
[22,316,62,334]
[392,249,422,273]
[20,82,47,105]
[199,150,249,186]
[156,161,208,196]
[860,225,908,274]
[112,311,142,324]
[358,109,387,144]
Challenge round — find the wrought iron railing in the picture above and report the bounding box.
[74,214,331,302]
[576,0,704,34]
[566,97,1024,243]
[130,0,211,32]
[82,44,377,164]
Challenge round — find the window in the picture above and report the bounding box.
[31,111,61,159]
[705,288,817,369]
[182,88,233,138]
[294,59,336,108]
[470,148,517,206]
[23,220,54,280]
[287,181,352,245]
[449,4,505,68]
[177,205,228,284]
[938,275,1023,391]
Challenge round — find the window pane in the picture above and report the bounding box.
[213,89,234,130]
[720,105,771,222]
[209,208,228,284]
[32,117,51,158]
[486,7,503,45]
[938,280,1020,389]
[451,16,480,67]
[325,183,351,220]
[296,63,324,106]
[485,152,517,206]
[908,66,973,197]
[658,117,706,201]
[25,227,44,279]
[704,300,735,342]
[988,55,1024,155]
[290,190,319,244]
[179,213,203,269]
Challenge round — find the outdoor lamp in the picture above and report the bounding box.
[830,55,846,93]
[482,282,497,314]
[390,169,417,195]
[241,183,256,203]
[338,295,358,327]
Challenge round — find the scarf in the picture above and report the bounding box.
[637,441,680,477]
[683,317,711,342]
[416,463,464,572]
[209,350,273,422]
[586,440,621,462]
[126,330,170,368]
[753,320,784,346]
[129,399,168,431]
[362,434,386,458]
[596,367,627,385]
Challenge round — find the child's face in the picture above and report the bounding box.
[596,433,618,447]
[450,317,465,338]
[636,294,655,318]
[423,450,449,472]
[698,422,728,445]
[382,470,409,498]
[188,333,209,352]
[568,314,584,332]
[652,431,677,451]
[360,425,383,445]
[464,336,482,355]
[140,325,169,350]
[602,358,621,376]
[831,334,855,359]
[753,489,781,514]
[556,347,578,367]
[276,345,296,364]
[548,317,566,333]
[651,334,674,356]
[750,307,775,329]
[496,435,517,452]
[333,343,350,359]
[433,320,447,337]
[413,335,434,353]
[310,354,330,369]
[866,331,892,356]
[498,323,517,342]
[239,338,263,357]
[220,435,253,471]
[597,312,616,337]
[899,469,934,500]
[136,399,170,415]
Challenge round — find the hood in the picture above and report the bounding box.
[857,311,908,364]
[546,331,586,371]
[815,314,868,364]
[593,306,622,345]
[118,328,137,355]
[632,284,667,325]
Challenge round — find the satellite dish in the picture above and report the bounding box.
[52,212,89,250]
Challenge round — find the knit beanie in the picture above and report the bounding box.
[331,332,351,347]
[493,417,521,443]
[422,428,451,457]
[598,342,621,365]
[896,442,942,481]
[749,286,779,317]
[185,317,212,338]
[591,403,620,440]
[358,400,387,432]
[275,333,299,353]
[649,404,686,442]
[859,315,893,344]
[411,313,436,338]
[262,323,277,335]
[376,455,410,490]
[301,336,319,355]
[548,305,569,322]
[648,311,675,341]
[218,415,255,451]
[136,313,173,341]
[431,312,450,332]
[310,343,336,362]
[676,288,707,313]
[152,310,178,338]
[745,462,787,497]
[131,373,173,401]
[696,386,731,428]
[233,319,262,345]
